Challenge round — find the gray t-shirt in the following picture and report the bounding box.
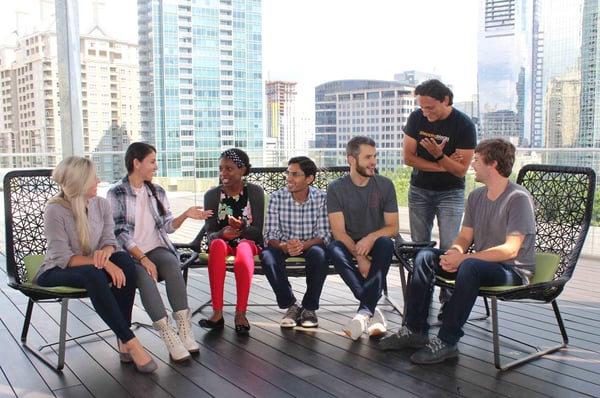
[463,182,536,275]
[327,174,398,241]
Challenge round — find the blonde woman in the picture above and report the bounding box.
[107,142,212,361]
[33,156,157,373]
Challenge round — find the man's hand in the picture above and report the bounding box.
[356,255,371,278]
[419,137,447,159]
[354,235,375,257]
[285,238,304,256]
[439,248,464,273]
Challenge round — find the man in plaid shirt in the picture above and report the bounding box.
[260,156,331,328]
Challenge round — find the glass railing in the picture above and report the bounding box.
[2,147,599,256]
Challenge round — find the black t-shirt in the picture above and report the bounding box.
[404,108,477,191]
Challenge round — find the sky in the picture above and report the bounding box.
[0,0,478,114]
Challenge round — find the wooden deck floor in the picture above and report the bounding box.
[1,249,599,398]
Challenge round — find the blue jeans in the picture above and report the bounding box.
[260,244,329,311]
[408,185,464,250]
[36,251,137,343]
[328,237,393,316]
[405,248,524,345]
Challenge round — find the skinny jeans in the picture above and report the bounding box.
[327,237,393,316]
[36,251,137,343]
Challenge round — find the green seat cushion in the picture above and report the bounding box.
[436,252,561,293]
[22,255,87,294]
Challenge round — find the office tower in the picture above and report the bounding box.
[265,80,298,166]
[477,0,543,147]
[579,0,600,149]
[138,0,263,179]
[0,1,140,181]
[314,79,415,170]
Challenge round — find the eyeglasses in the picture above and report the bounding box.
[284,170,305,178]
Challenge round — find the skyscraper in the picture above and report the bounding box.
[265,80,297,166]
[477,0,543,147]
[137,0,263,179]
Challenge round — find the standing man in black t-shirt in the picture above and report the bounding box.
[403,79,477,318]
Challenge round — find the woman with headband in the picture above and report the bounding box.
[199,148,264,334]
[107,142,212,361]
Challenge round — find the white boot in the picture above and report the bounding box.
[152,316,191,361]
[173,308,200,353]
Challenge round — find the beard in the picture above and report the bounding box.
[355,163,374,178]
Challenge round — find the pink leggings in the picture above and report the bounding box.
[207,239,258,311]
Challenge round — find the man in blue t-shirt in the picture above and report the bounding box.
[403,79,477,318]
[327,136,399,340]
[381,138,536,365]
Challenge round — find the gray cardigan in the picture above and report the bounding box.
[33,197,117,283]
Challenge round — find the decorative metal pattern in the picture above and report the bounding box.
[177,166,350,272]
[4,170,88,300]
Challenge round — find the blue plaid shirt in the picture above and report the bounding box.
[264,185,331,246]
[106,176,178,256]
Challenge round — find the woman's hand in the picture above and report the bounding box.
[140,257,158,282]
[104,261,126,288]
[222,226,241,241]
[92,247,113,269]
[186,206,213,220]
[227,215,244,230]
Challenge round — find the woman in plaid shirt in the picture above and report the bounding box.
[107,142,212,361]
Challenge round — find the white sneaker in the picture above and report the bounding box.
[343,313,368,340]
[367,307,387,337]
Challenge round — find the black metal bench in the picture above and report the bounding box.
[175,166,404,314]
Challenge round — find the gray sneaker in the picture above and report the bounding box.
[280,304,302,328]
[410,336,459,364]
[300,309,318,328]
[379,326,429,351]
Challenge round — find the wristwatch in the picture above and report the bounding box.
[434,154,445,162]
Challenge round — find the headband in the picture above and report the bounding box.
[221,149,246,168]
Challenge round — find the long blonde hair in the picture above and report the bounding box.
[49,156,97,255]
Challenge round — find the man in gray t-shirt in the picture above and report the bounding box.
[327,136,399,340]
[380,138,536,365]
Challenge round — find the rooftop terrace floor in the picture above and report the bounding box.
[1,248,599,397]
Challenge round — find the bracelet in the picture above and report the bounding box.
[434,154,445,162]
[138,255,147,261]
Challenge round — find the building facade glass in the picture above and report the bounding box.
[478,0,543,147]
[314,80,415,170]
[138,0,263,179]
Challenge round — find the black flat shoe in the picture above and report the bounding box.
[199,317,225,329]
[235,319,251,335]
